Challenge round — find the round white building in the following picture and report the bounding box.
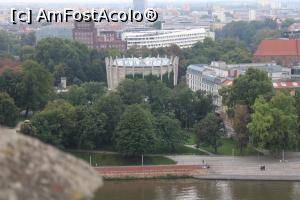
[105,56,179,90]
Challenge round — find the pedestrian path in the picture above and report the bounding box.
[184,145,215,156]
[168,155,300,181]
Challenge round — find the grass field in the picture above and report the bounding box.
[199,138,258,156]
[71,152,176,166]
[77,142,206,155]
[185,131,197,145]
[185,131,258,156]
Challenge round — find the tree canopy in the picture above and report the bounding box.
[35,38,91,83]
[220,68,273,109]
[155,114,186,152]
[115,104,155,156]
[19,60,53,116]
[195,113,225,153]
[247,92,298,153]
[216,19,279,51]
[0,92,19,127]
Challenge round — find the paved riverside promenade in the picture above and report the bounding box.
[167,154,300,181]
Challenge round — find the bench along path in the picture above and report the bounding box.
[167,155,300,181]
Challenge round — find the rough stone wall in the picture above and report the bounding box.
[0,126,102,200]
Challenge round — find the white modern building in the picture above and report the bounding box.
[105,56,179,90]
[122,29,215,49]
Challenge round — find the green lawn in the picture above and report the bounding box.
[199,138,258,156]
[70,152,176,166]
[185,130,197,145]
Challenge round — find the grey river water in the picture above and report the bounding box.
[95,179,300,200]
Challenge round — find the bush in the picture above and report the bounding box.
[0,92,19,127]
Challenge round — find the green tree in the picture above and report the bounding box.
[94,93,125,144]
[117,79,146,105]
[20,45,35,61]
[195,113,225,153]
[0,92,19,127]
[61,82,106,106]
[172,83,214,128]
[233,104,250,153]
[28,100,76,149]
[81,82,106,102]
[193,90,215,123]
[220,68,273,108]
[220,48,251,64]
[216,19,278,51]
[254,28,281,48]
[19,60,53,116]
[75,106,107,149]
[115,104,155,156]
[155,114,186,152]
[0,69,23,107]
[146,81,173,113]
[85,59,106,83]
[20,32,36,46]
[182,38,251,77]
[35,38,90,83]
[247,92,298,154]
[64,85,88,106]
[172,83,195,128]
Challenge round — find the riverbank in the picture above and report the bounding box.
[92,153,300,181]
[94,165,208,179]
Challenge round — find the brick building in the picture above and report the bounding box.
[73,21,127,51]
[253,39,300,67]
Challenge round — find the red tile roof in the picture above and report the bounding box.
[273,81,300,89]
[222,80,233,87]
[254,39,300,56]
[221,80,300,89]
[0,58,21,75]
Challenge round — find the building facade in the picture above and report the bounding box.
[105,56,179,90]
[186,62,292,106]
[73,21,97,49]
[122,29,215,49]
[186,64,224,106]
[73,21,127,51]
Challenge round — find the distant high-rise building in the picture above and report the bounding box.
[73,21,127,51]
[133,0,148,12]
[248,9,256,21]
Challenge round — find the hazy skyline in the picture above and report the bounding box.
[1,0,262,3]
[2,0,300,5]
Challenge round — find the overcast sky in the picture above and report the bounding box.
[1,0,260,3]
[2,0,300,5]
